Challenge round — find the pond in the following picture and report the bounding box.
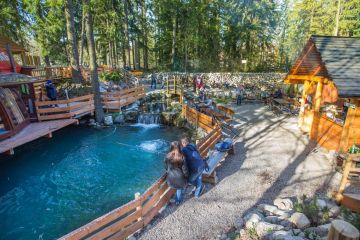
[0,124,186,240]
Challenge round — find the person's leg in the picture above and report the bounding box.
[194,174,204,197]
[175,188,183,204]
[236,95,240,105]
[239,95,242,105]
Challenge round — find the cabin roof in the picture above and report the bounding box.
[0,36,27,54]
[285,35,360,98]
[0,73,42,86]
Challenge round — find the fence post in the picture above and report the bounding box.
[134,192,142,221]
[166,77,169,94]
[174,75,177,94]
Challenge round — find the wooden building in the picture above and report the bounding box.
[285,36,360,153]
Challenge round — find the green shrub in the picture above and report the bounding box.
[341,207,360,231]
[293,195,330,226]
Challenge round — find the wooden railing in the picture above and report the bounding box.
[35,94,94,121]
[60,174,175,240]
[182,104,216,133]
[101,86,146,112]
[31,67,113,81]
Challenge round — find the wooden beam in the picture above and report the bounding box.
[291,43,315,74]
[6,44,16,72]
[339,106,357,153]
[314,81,324,112]
[285,74,329,84]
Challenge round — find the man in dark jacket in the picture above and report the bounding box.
[180,137,206,198]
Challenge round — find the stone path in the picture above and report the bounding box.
[138,103,341,240]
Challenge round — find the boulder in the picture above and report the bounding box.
[274,198,294,211]
[289,213,311,229]
[104,115,113,126]
[254,222,283,238]
[329,206,341,218]
[258,204,286,216]
[265,216,280,224]
[279,219,293,228]
[244,212,264,229]
[267,230,305,240]
[88,118,96,126]
[234,217,244,229]
[316,199,327,209]
[278,212,292,220]
[124,110,138,122]
[114,114,125,124]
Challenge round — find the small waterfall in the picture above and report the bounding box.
[137,113,161,124]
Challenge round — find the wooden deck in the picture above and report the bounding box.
[0,119,78,154]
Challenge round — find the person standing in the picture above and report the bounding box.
[236,84,244,105]
[150,73,157,89]
[165,141,189,205]
[180,137,206,198]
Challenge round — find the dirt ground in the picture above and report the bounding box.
[138,103,341,240]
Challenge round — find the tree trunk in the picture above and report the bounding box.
[171,15,177,70]
[334,0,341,36]
[132,39,136,69]
[79,9,86,66]
[123,0,131,68]
[141,0,148,70]
[84,0,104,123]
[65,0,83,83]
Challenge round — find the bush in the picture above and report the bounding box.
[100,70,126,83]
[341,207,360,231]
[293,195,330,226]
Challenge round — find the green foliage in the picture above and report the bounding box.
[341,207,360,231]
[293,195,330,226]
[100,70,126,83]
[304,229,321,240]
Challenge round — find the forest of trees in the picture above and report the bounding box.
[1,0,359,73]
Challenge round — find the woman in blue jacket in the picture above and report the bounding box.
[180,137,206,198]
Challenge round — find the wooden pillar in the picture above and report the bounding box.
[134,192,142,221]
[299,81,312,132]
[310,80,324,140]
[6,44,16,72]
[327,220,359,240]
[339,106,358,153]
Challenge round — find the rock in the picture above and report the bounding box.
[329,206,340,218]
[265,216,280,224]
[114,114,125,124]
[267,230,305,240]
[289,213,311,229]
[221,233,227,240]
[79,119,87,125]
[244,212,264,229]
[235,217,244,229]
[316,199,327,209]
[279,212,292,220]
[128,236,137,240]
[255,222,283,238]
[124,110,138,122]
[279,219,293,228]
[258,204,286,216]
[318,223,331,231]
[274,198,294,211]
[104,115,113,126]
[88,118,96,126]
[239,229,246,236]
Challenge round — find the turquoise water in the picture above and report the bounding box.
[0,124,185,240]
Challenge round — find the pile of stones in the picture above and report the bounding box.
[221,196,347,240]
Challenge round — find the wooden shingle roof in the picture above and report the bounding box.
[0,36,27,54]
[286,35,360,98]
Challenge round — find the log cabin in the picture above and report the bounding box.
[284,35,360,153]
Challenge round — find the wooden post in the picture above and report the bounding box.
[174,75,177,94]
[327,220,359,240]
[339,106,358,153]
[299,80,309,128]
[6,44,16,72]
[134,192,142,221]
[310,80,324,140]
[335,155,353,202]
[166,77,169,94]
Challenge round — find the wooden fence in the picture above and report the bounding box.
[35,94,94,121]
[60,174,175,240]
[182,104,216,133]
[101,86,146,112]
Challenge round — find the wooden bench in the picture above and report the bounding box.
[333,153,360,213]
[196,126,234,184]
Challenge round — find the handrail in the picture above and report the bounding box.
[35,94,94,121]
[101,85,146,111]
[60,174,175,240]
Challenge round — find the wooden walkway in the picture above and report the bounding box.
[0,119,78,155]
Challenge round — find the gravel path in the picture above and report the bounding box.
[138,103,341,240]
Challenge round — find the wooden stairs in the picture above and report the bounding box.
[333,153,360,213]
